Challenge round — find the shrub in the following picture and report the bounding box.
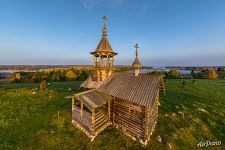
[208,70,218,80]
[166,69,182,79]
[11,72,21,83]
[66,70,76,81]
[40,80,47,90]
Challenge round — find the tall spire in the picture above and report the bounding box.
[102,16,107,37]
[90,16,117,81]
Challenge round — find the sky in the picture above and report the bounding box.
[0,0,225,66]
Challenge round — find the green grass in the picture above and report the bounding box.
[0,80,225,150]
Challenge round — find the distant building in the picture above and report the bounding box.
[71,16,164,145]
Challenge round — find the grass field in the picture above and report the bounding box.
[0,79,225,150]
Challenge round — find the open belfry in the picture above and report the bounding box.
[72,16,164,145]
[90,16,117,81]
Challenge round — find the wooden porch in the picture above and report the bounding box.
[72,90,112,140]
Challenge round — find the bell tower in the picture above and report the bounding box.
[90,16,117,81]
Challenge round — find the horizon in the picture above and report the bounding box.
[0,0,225,66]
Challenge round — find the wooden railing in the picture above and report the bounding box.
[73,106,92,130]
[94,62,113,68]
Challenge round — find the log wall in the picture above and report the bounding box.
[72,91,159,143]
[92,107,109,133]
[113,98,145,138]
[113,92,159,141]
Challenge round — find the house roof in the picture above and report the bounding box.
[90,36,117,55]
[132,57,141,68]
[80,76,100,89]
[90,16,117,57]
[81,73,162,107]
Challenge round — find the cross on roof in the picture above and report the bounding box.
[103,16,107,25]
[134,43,139,57]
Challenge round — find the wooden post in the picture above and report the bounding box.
[80,102,83,117]
[108,99,111,120]
[72,97,74,119]
[112,56,114,70]
[113,97,115,123]
[92,109,95,132]
[144,107,150,140]
[93,56,95,67]
[72,97,74,112]
[107,54,109,68]
[99,54,102,69]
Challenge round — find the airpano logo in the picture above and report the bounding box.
[197,140,221,148]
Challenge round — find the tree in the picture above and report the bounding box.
[66,70,76,81]
[15,73,21,80]
[40,80,47,90]
[208,70,218,80]
[51,74,60,82]
[12,72,21,83]
[166,69,181,79]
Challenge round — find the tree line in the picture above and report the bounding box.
[11,69,93,83]
[150,69,221,80]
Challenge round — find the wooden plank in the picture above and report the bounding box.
[114,113,144,128]
[114,106,144,120]
[114,118,144,137]
[144,106,150,139]
[94,117,108,130]
[92,109,95,129]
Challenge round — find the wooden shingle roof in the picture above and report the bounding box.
[81,73,162,107]
[80,76,100,89]
[90,16,117,57]
[93,36,114,53]
[75,90,111,110]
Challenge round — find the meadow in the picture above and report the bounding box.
[0,79,225,150]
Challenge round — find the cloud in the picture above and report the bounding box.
[80,0,125,10]
[80,0,97,10]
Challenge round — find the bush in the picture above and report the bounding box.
[40,80,47,90]
[208,70,218,80]
[66,70,76,81]
[11,72,21,83]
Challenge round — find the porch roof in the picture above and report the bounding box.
[74,90,111,110]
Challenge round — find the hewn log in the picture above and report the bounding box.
[94,117,108,130]
[144,106,150,140]
[92,109,95,129]
[80,102,83,117]
[113,98,115,123]
[108,99,111,120]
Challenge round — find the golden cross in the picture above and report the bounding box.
[103,16,107,25]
